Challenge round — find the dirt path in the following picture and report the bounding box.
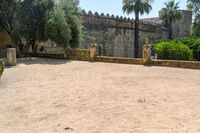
[0,58,200,133]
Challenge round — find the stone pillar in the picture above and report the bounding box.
[142,38,151,65]
[98,45,103,56]
[89,44,97,61]
[7,48,17,66]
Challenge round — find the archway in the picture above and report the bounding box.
[114,34,124,57]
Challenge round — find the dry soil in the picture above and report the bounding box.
[0,58,200,133]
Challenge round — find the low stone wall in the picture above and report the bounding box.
[96,56,143,65]
[152,60,200,69]
[66,49,90,61]
[28,49,90,61]
[31,53,64,59]
[26,46,200,69]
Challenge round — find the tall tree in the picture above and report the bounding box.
[122,0,153,58]
[46,0,82,57]
[19,0,54,53]
[61,0,82,48]
[159,0,182,39]
[187,0,200,37]
[0,0,19,38]
[0,0,22,56]
[46,3,71,57]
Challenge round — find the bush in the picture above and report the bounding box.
[153,37,200,61]
[176,37,200,51]
[177,37,200,61]
[152,41,193,60]
[0,60,4,78]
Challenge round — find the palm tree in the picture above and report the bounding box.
[159,0,182,39]
[122,0,154,58]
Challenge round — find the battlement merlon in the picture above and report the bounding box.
[81,9,164,26]
[81,9,192,29]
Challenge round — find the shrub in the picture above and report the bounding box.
[176,37,200,51]
[153,37,200,61]
[0,60,4,78]
[177,37,200,61]
[152,41,193,60]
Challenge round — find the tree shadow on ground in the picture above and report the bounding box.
[143,64,154,67]
[16,57,71,66]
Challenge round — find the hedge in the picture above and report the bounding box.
[153,37,200,61]
[152,41,193,60]
[176,37,200,51]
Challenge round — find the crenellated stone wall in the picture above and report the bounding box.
[80,10,192,57]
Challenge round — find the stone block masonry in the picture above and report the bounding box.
[80,10,192,58]
[7,48,17,66]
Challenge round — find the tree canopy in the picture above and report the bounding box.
[46,0,82,51]
[122,0,153,15]
[46,3,71,49]
[0,0,82,55]
[0,0,20,34]
[187,0,200,37]
[0,0,22,56]
[122,0,153,58]
[19,0,54,53]
[159,0,182,39]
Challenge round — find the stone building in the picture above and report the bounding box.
[81,10,192,57]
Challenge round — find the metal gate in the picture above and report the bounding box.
[97,46,142,58]
[0,50,6,59]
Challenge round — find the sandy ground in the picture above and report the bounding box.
[0,58,200,133]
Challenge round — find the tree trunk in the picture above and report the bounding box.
[134,12,140,58]
[8,32,23,58]
[24,40,35,55]
[63,48,68,58]
[32,44,38,56]
[169,19,173,39]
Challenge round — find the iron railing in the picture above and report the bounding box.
[151,49,200,61]
[193,50,200,61]
[0,50,7,59]
[97,48,142,58]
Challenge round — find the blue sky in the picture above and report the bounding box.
[79,0,188,18]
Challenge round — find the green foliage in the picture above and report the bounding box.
[1,0,82,55]
[122,0,154,57]
[192,18,200,37]
[46,0,82,49]
[19,0,54,42]
[0,0,23,56]
[187,0,200,37]
[0,60,4,78]
[0,0,21,34]
[122,0,154,15]
[0,1,20,44]
[152,40,193,60]
[175,37,200,51]
[187,0,200,16]
[46,4,71,48]
[153,37,200,51]
[159,0,182,22]
[159,0,182,39]
[59,0,82,48]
